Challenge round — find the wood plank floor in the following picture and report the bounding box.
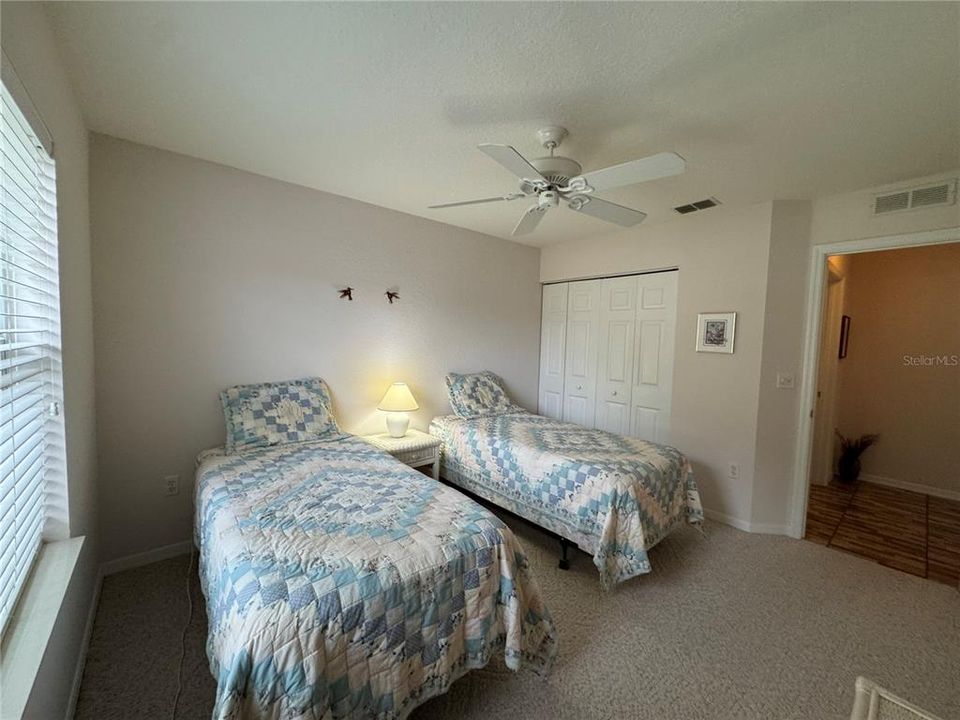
[804,480,960,587]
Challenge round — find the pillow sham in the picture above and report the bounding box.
[220,377,340,453]
[445,371,523,419]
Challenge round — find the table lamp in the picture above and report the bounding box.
[378,382,419,437]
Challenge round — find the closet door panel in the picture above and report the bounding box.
[595,276,637,434]
[564,394,591,427]
[631,271,678,444]
[632,405,662,443]
[562,280,601,428]
[538,284,568,419]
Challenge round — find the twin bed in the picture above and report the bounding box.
[431,411,703,589]
[195,373,702,718]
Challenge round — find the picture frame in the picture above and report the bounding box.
[838,314,851,359]
[696,312,736,354]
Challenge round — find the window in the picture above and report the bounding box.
[0,79,65,636]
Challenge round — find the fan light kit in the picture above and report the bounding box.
[429,126,686,237]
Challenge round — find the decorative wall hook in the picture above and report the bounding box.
[385,290,400,304]
[339,287,354,301]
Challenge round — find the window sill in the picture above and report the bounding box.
[1,536,85,720]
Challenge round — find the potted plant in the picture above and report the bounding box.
[835,431,879,484]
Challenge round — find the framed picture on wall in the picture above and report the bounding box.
[839,314,851,359]
[696,312,736,354]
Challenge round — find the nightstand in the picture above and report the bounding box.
[363,428,441,480]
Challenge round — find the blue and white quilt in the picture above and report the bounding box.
[195,435,557,720]
[429,413,704,590]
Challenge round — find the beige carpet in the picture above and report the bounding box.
[74,518,960,720]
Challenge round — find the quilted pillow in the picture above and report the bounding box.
[220,377,340,453]
[445,371,523,419]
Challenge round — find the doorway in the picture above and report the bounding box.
[800,240,960,584]
[790,228,960,585]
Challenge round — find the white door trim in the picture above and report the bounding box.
[787,226,960,538]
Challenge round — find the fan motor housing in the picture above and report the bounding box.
[538,190,560,209]
[530,156,582,187]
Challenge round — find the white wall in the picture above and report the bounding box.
[540,202,774,527]
[837,244,960,496]
[810,171,960,247]
[750,201,813,531]
[89,134,542,562]
[0,3,99,718]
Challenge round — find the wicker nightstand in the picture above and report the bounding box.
[363,429,441,480]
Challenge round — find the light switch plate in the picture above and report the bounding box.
[776,372,795,389]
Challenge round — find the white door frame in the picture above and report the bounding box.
[788,226,960,538]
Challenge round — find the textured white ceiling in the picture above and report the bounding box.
[45,2,959,246]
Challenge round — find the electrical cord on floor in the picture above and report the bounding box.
[171,547,195,720]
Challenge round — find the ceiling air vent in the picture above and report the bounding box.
[874,191,909,214]
[674,197,721,215]
[873,180,956,215]
[911,182,952,208]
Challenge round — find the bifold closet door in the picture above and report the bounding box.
[595,276,637,434]
[631,271,678,444]
[562,279,601,427]
[538,283,568,420]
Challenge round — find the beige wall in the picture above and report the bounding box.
[836,244,960,495]
[89,134,542,562]
[1,3,99,718]
[809,254,850,487]
[540,203,774,527]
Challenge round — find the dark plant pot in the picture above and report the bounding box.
[837,455,861,484]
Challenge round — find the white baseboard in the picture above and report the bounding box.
[860,474,960,502]
[65,572,102,720]
[703,508,790,535]
[100,539,193,577]
[65,540,194,718]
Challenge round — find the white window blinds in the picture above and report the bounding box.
[0,79,64,636]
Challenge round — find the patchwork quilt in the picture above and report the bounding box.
[195,435,557,720]
[429,413,704,590]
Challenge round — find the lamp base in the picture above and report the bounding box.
[385,412,410,438]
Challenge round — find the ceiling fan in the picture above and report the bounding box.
[429,126,686,237]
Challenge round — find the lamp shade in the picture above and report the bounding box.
[378,382,419,413]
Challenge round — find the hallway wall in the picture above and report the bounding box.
[837,243,960,497]
[809,255,849,486]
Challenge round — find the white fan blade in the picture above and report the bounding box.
[479,144,546,182]
[574,152,685,192]
[567,195,647,227]
[512,205,547,236]
[429,193,523,209]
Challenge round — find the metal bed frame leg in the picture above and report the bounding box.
[558,538,571,570]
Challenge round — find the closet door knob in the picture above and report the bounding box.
[577,385,583,390]
[612,391,618,396]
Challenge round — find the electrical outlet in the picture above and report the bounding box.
[776,372,795,389]
[728,463,740,480]
[163,474,180,496]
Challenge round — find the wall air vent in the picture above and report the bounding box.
[874,191,909,214]
[673,197,721,215]
[873,180,956,215]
